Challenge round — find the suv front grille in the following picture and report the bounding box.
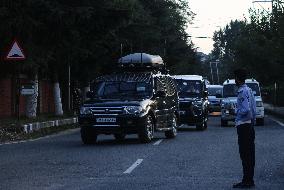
[90,107,124,116]
[179,102,193,110]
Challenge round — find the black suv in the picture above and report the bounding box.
[172,75,209,130]
[79,53,179,144]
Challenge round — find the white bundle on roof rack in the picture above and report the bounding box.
[118,53,164,65]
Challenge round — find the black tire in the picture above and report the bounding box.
[138,115,154,143]
[196,115,207,131]
[81,127,97,144]
[257,118,264,126]
[221,119,228,127]
[114,134,126,141]
[204,119,208,129]
[165,115,178,138]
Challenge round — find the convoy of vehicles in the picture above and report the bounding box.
[78,53,179,144]
[172,75,209,130]
[207,85,223,112]
[78,53,265,144]
[221,79,265,126]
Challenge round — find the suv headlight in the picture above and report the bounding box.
[256,101,263,107]
[80,107,92,115]
[124,106,143,115]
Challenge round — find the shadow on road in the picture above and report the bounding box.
[83,136,166,146]
[178,128,199,132]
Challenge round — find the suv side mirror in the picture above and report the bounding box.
[86,91,95,99]
[215,94,222,98]
[155,91,167,98]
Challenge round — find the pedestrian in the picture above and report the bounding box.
[233,68,256,189]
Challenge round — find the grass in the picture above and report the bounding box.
[0,113,76,129]
[0,123,79,143]
[0,113,79,143]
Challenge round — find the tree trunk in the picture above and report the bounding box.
[26,74,38,118]
[54,82,63,116]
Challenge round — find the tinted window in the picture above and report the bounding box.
[223,84,238,98]
[165,77,176,96]
[96,81,152,99]
[246,83,260,96]
[208,87,223,97]
[223,83,260,97]
[155,77,165,92]
[175,79,202,98]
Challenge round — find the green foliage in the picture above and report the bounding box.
[212,6,284,87]
[0,0,196,84]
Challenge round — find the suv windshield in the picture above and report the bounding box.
[95,81,152,99]
[246,83,260,96]
[223,83,260,98]
[175,79,202,98]
[208,87,223,97]
[223,84,238,98]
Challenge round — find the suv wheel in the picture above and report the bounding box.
[165,115,177,138]
[114,134,126,141]
[139,115,154,143]
[81,127,97,144]
[196,115,207,131]
[221,119,228,127]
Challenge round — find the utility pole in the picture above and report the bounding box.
[209,62,214,84]
[68,63,71,111]
[120,43,123,57]
[209,60,220,84]
[216,60,220,84]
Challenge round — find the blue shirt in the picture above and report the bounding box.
[235,84,256,126]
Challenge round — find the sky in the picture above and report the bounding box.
[187,0,272,54]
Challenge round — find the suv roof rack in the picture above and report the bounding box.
[118,53,165,71]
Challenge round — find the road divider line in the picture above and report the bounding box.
[271,118,284,127]
[153,139,163,146]
[123,159,143,174]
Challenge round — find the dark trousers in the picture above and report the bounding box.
[237,123,255,183]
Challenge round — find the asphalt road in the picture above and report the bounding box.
[1,115,284,190]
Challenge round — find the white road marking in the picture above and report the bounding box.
[153,139,163,146]
[271,118,284,127]
[123,159,143,174]
[0,128,79,146]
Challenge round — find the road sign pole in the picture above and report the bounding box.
[4,39,26,121]
[16,64,20,121]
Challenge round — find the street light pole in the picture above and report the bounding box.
[68,63,71,111]
[216,60,220,84]
[210,62,214,84]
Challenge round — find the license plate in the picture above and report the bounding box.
[96,118,116,123]
[179,111,186,115]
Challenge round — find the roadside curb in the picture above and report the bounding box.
[264,103,284,119]
[22,117,78,133]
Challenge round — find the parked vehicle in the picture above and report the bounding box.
[172,75,209,130]
[207,85,223,112]
[78,53,179,144]
[221,79,265,126]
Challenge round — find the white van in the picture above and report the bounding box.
[221,79,264,126]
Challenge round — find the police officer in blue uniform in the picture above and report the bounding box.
[233,68,256,189]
